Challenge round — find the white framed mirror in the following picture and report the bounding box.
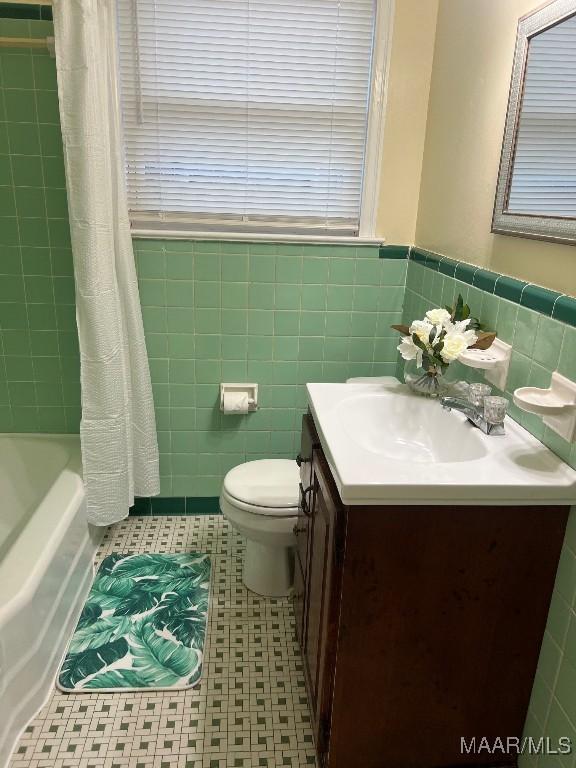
[492,0,576,244]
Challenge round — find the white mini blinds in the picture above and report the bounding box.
[508,14,576,217]
[117,0,377,235]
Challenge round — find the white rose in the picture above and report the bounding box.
[409,319,434,346]
[425,308,451,327]
[439,330,478,363]
[397,337,424,368]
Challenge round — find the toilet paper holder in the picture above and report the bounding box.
[220,383,259,413]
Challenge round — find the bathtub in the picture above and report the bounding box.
[0,434,102,768]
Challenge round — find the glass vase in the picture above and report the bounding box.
[403,359,449,398]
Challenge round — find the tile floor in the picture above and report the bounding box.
[10,515,318,768]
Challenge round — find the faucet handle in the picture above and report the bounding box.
[468,382,492,407]
[483,395,509,425]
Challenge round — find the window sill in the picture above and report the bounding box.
[130,227,385,245]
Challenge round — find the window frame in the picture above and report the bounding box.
[492,0,576,246]
[123,0,393,242]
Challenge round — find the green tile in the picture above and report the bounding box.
[42,155,66,187]
[33,56,57,91]
[4,89,36,121]
[8,121,40,155]
[274,284,300,310]
[249,282,275,310]
[520,284,561,316]
[533,316,565,372]
[328,259,355,285]
[193,252,219,281]
[553,295,576,328]
[249,254,275,282]
[20,217,49,247]
[326,285,353,311]
[221,252,248,282]
[0,273,24,301]
[278,256,303,283]
[559,327,576,379]
[35,89,60,123]
[453,261,477,285]
[274,311,299,336]
[165,251,194,280]
[166,280,194,307]
[472,268,498,293]
[513,306,539,357]
[0,216,19,245]
[12,154,43,186]
[15,186,45,217]
[194,281,219,308]
[379,244,408,259]
[301,283,326,311]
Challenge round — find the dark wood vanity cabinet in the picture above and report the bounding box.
[295,413,570,768]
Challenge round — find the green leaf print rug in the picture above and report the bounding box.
[57,553,211,692]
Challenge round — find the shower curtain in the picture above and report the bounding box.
[52,0,160,525]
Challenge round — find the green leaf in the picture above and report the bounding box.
[129,619,201,687]
[82,669,145,690]
[153,592,208,647]
[113,587,162,617]
[462,303,471,319]
[77,602,102,630]
[428,326,436,345]
[90,574,139,610]
[69,616,131,655]
[411,333,427,352]
[98,553,126,575]
[59,637,129,690]
[112,554,199,579]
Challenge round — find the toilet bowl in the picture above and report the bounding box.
[220,459,300,597]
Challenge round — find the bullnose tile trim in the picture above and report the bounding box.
[408,246,575,326]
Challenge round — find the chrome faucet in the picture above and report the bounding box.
[440,395,506,436]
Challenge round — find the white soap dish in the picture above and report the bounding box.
[514,372,576,442]
[459,338,512,390]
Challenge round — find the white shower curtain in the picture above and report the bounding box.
[52,0,160,525]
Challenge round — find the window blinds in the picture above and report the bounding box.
[508,14,576,217]
[116,0,377,234]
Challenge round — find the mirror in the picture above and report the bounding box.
[492,0,576,244]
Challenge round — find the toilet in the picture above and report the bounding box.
[220,459,300,597]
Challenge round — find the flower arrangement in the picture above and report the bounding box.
[393,295,496,396]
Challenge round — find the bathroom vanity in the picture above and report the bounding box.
[295,381,576,768]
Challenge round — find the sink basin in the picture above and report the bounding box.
[307,379,576,505]
[338,391,487,464]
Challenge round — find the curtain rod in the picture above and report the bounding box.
[0,36,55,54]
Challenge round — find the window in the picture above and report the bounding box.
[117,0,382,236]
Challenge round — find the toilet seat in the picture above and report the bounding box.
[222,459,300,517]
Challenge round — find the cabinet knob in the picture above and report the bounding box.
[299,482,313,517]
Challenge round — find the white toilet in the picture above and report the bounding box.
[220,459,300,597]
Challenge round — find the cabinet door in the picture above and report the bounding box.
[304,451,343,761]
[293,557,306,646]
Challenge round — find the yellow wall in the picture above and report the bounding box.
[376,0,439,244]
[414,0,576,296]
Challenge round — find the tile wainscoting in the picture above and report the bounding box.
[135,240,406,496]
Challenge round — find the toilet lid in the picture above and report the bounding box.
[223,459,300,510]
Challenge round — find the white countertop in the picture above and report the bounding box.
[307,379,576,506]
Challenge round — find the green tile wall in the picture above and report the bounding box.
[134,239,406,496]
[0,18,79,434]
[403,256,576,766]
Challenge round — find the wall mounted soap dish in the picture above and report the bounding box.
[514,372,576,442]
[459,338,512,390]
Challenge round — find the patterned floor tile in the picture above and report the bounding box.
[9,516,317,768]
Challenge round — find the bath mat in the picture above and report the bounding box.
[57,553,211,692]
